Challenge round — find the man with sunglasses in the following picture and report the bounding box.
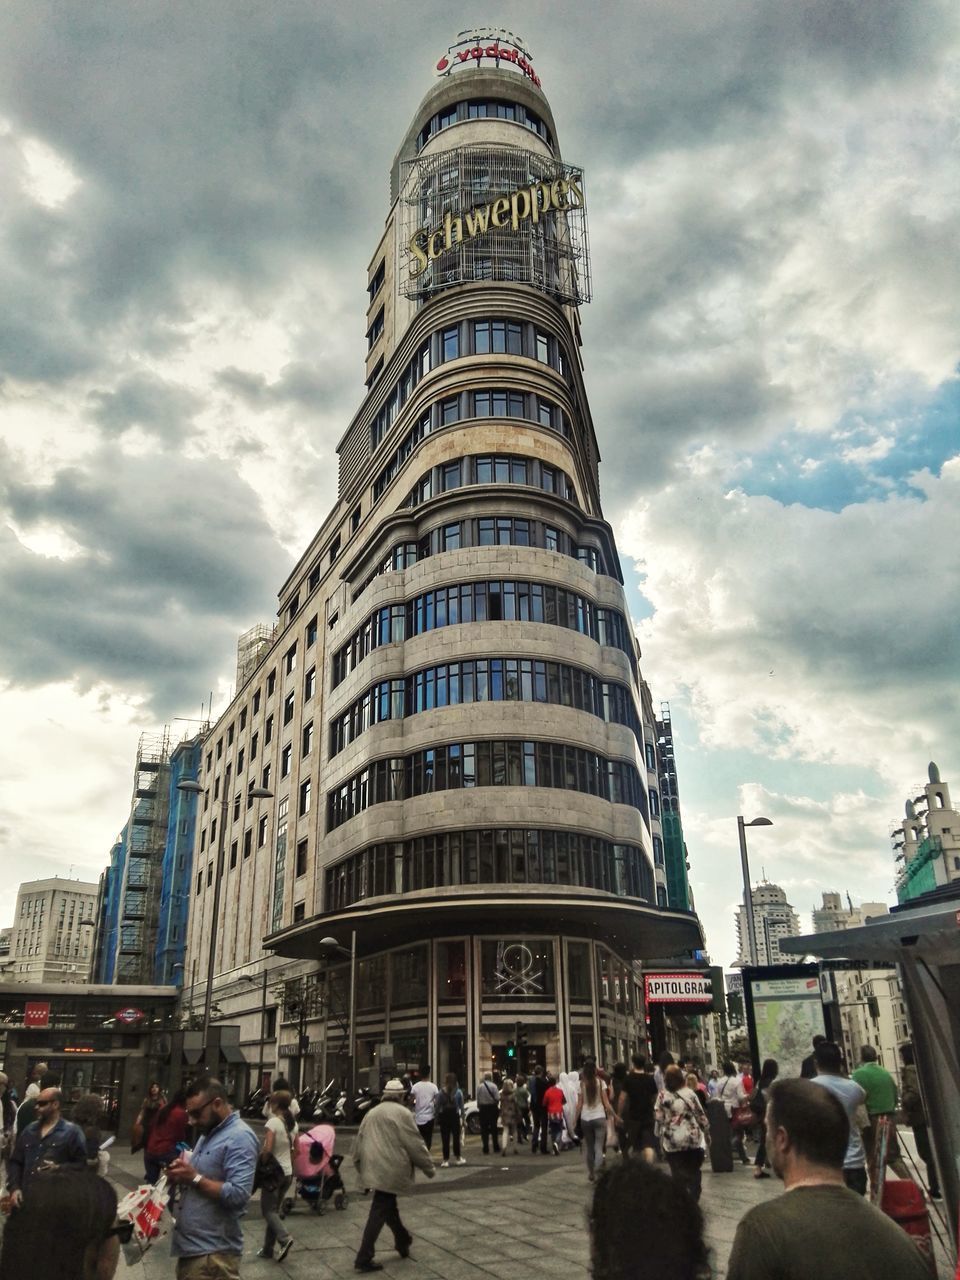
[7,1086,87,1205]
[165,1077,259,1279]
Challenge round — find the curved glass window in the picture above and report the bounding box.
[369,316,569,453]
[332,579,635,687]
[416,99,553,151]
[372,390,570,501]
[326,738,648,832]
[355,519,610,599]
[330,657,642,756]
[403,452,575,510]
[323,828,654,912]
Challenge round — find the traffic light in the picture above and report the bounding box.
[506,1040,517,1060]
[516,1020,528,1048]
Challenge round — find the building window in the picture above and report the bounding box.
[267,670,277,697]
[367,307,384,350]
[329,534,341,565]
[287,593,300,622]
[293,902,306,923]
[368,261,385,302]
[227,724,235,747]
[285,643,297,675]
[299,779,312,816]
[302,721,314,756]
[252,690,261,715]
[261,763,271,791]
[243,829,252,860]
[264,714,274,745]
[237,747,245,773]
[250,731,258,760]
[239,708,247,731]
[280,745,292,778]
[351,505,361,534]
[442,325,460,361]
[258,814,268,848]
[306,616,318,647]
[304,667,316,701]
[283,692,295,725]
[296,838,308,878]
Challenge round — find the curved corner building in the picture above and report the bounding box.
[186,33,702,1090]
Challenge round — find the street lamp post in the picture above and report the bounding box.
[239,970,270,1093]
[177,773,273,1069]
[737,815,773,967]
[319,933,357,1108]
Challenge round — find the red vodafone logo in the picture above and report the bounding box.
[436,56,449,71]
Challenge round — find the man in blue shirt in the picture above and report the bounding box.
[166,1077,259,1279]
[7,1086,87,1204]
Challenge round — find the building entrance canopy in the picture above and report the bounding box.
[266,889,702,963]
[781,892,960,1249]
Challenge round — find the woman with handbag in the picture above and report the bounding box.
[131,1081,164,1178]
[717,1061,750,1164]
[655,1064,709,1201]
[257,1091,295,1262]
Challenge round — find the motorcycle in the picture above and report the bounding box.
[240,1086,267,1117]
[333,1086,380,1124]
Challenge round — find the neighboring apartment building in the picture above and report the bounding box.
[893,762,960,903]
[4,878,98,984]
[92,730,202,986]
[183,32,703,1091]
[813,892,908,1085]
[734,881,801,967]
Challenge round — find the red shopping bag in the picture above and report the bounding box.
[116,1173,170,1262]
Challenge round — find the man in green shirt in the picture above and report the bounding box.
[851,1045,911,1190]
[727,1079,928,1280]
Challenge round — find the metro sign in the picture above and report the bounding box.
[436,29,541,88]
[644,973,713,1005]
[115,1007,145,1025]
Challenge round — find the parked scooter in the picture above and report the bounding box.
[240,1086,268,1117]
[333,1086,379,1124]
[302,1080,340,1125]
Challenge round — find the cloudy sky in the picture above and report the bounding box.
[1,2,957,969]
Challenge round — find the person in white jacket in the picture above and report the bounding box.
[352,1079,435,1272]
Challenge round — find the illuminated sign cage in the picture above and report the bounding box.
[400,144,592,308]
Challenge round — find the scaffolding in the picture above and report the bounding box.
[236,623,275,688]
[656,703,692,912]
[113,729,171,984]
[399,143,591,307]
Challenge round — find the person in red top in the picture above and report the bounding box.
[144,1088,189,1184]
[543,1077,566,1155]
[740,1065,754,1096]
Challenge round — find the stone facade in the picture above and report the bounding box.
[184,45,700,1092]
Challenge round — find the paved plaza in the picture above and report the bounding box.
[112,1131,782,1280]
[107,1125,956,1280]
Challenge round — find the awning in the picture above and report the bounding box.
[219,1043,247,1064]
[265,887,703,964]
[780,895,960,966]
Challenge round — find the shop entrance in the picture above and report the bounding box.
[45,1057,127,1130]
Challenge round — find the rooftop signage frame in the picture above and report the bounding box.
[436,29,541,88]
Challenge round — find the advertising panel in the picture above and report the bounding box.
[746,970,826,1078]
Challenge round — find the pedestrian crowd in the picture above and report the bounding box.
[0,1037,941,1279]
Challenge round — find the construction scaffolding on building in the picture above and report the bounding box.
[113,729,171,984]
[656,703,692,912]
[236,623,275,688]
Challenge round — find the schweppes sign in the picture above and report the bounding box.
[408,174,584,277]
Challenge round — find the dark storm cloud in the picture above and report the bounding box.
[0,447,289,711]
[215,358,354,414]
[87,371,201,442]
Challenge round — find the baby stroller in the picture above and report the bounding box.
[291,1122,348,1214]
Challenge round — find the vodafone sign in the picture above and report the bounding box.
[436,29,541,88]
[644,973,713,1006]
